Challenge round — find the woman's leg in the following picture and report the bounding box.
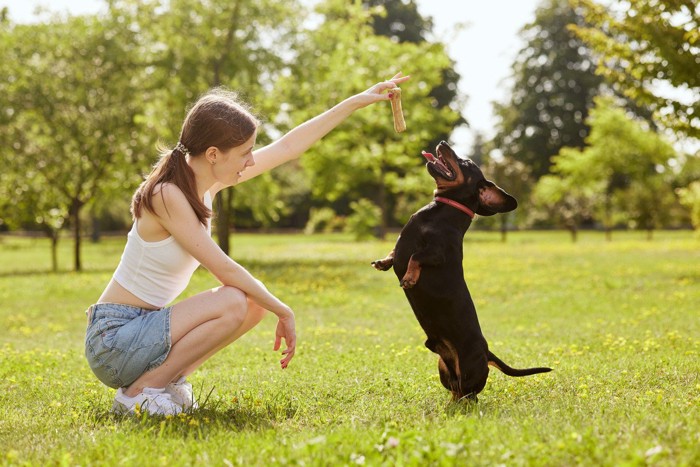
[124,286,267,397]
[177,298,268,378]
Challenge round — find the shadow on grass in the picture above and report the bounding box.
[82,387,300,437]
[444,397,481,418]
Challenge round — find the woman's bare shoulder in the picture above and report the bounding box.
[149,183,192,219]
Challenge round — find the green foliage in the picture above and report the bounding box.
[1,232,699,464]
[535,97,680,235]
[0,13,152,269]
[365,0,433,43]
[572,0,700,139]
[345,198,381,240]
[678,182,700,231]
[478,156,532,233]
[365,0,466,135]
[493,0,605,179]
[304,207,345,234]
[531,159,596,238]
[277,0,461,233]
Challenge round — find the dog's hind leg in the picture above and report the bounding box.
[434,341,463,399]
[438,356,453,391]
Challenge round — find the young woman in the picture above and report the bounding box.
[85,72,410,415]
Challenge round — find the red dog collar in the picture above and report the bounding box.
[434,196,475,219]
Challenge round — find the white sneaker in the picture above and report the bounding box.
[165,377,199,410]
[112,387,183,416]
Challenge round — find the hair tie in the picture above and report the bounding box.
[174,141,191,156]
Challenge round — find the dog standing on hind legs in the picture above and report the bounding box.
[372,141,551,402]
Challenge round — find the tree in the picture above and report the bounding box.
[0,166,67,270]
[277,0,462,238]
[0,13,149,271]
[532,148,600,241]
[535,97,678,239]
[492,0,605,179]
[572,0,700,140]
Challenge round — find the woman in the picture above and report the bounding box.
[85,72,410,415]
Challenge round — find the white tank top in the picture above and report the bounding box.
[112,191,213,307]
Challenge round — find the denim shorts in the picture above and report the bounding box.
[84,303,172,389]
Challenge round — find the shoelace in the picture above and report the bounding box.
[143,392,175,407]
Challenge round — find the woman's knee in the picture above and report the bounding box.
[216,286,248,329]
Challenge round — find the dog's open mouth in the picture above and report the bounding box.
[422,149,455,180]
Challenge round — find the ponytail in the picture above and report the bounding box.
[131,143,211,226]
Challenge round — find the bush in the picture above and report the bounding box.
[304,207,345,234]
[678,181,700,232]
[345,199,381,241]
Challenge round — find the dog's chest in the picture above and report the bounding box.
[392,220,465,280]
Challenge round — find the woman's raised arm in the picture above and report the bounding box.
[237,72,410,184]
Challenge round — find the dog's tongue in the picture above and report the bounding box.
[422,151,437,162]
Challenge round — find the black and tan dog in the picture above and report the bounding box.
[372,141,551,401]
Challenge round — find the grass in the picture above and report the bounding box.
[0,230,698,466]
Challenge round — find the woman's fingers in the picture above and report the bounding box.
[390,72,411,84]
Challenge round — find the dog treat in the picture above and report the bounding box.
[389,87,406,133]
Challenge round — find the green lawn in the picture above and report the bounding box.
[0,231,698,466]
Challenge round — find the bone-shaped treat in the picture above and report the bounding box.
[390,87,406,133]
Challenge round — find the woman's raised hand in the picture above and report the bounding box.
[353,71,411,109]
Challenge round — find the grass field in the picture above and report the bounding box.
[0,230,698,466]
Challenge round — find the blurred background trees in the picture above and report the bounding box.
[493,0,605,181]
[0,0,698,270]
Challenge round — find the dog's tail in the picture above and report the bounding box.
[488,351,552,377]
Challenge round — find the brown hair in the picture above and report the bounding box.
[131,88,260,225]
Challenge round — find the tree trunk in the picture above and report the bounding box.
[568,226,578,243]
[71,199,83,271]
[49,229,59,272]
[604,193,613,242]
[376,176,387,240]
[216,189,232,255]
[647,228,653,241]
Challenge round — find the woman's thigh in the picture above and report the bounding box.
[169,286,248,344]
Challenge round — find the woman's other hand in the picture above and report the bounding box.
[273,308,296,369]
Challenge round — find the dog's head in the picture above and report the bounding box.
[422,141,517,216]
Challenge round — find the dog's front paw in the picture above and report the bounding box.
[371,259,393,271]
[400,277,417,289]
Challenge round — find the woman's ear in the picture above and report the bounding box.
[475,180,517,216]
[205,147,218,166]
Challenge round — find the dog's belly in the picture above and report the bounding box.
[399,271,483,342]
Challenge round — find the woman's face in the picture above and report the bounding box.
[215,130,257,185]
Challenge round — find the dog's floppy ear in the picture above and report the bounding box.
[476,180,517,216]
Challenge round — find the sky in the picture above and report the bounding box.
[0,0,542,155]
